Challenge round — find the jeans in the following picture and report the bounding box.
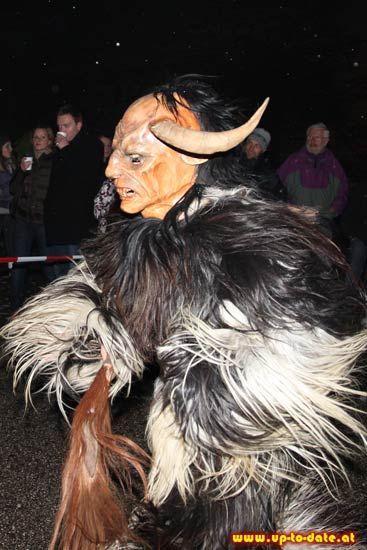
[10,218,54,310]
[46,243,81,281]
[0,213,12,256]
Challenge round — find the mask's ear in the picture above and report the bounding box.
[180,153,208,166]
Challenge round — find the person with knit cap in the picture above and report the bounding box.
[239,127,286,201]
[244,127,271,158]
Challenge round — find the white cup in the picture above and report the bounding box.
[24,156,33,171]
[56,131,67,149]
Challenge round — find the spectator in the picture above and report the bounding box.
[0,135,16,257]
[239,128,286,201]
[44,104,104,279]
[9,126,55,310]
[346,236,367,284]
[339,186,367,284]
[277,123,348,239]
[99,134,112,164]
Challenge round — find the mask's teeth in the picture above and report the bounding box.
[121,188,135,198]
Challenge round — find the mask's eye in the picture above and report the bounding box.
[129,154,142,165]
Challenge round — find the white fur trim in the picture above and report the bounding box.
[147,384,197,506]
[1,262,144,420]
[157,307,367,498]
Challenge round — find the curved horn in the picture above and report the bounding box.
[150,98,269,155]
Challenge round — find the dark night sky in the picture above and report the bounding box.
[1,1,366,175]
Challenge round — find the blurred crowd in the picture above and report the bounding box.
[0,105,365,313]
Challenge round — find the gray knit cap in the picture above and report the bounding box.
[246,128,271,151]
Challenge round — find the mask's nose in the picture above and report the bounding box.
[105,150,121,179]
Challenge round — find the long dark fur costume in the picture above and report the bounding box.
[2,75,367,549]
[3,184,367,549]
[85,185,367,549]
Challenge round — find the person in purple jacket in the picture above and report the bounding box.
[277,123,348,238]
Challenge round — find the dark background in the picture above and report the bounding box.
[1,1,366,177]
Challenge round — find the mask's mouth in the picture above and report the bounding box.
[116,187,138,199]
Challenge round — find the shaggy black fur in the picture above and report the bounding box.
[83,189,365,358]
[80,185,367,548]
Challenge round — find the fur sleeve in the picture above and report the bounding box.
[0,262,144,419]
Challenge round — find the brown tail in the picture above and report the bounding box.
[49,364,150,550]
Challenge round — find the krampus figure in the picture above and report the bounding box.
[2,75,367,549]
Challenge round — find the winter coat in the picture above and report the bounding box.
[44,128,104,245]
[0,167,13,212]
[10,151,54,224]
[277,147,349,219]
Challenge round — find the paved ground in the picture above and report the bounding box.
[0,266,153,550]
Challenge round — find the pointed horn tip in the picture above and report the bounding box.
[258,97,270,112]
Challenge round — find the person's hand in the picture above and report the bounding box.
[55,132,69,149]
[20,157,32,171]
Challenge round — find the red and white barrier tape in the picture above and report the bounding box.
[0,255,83,266]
